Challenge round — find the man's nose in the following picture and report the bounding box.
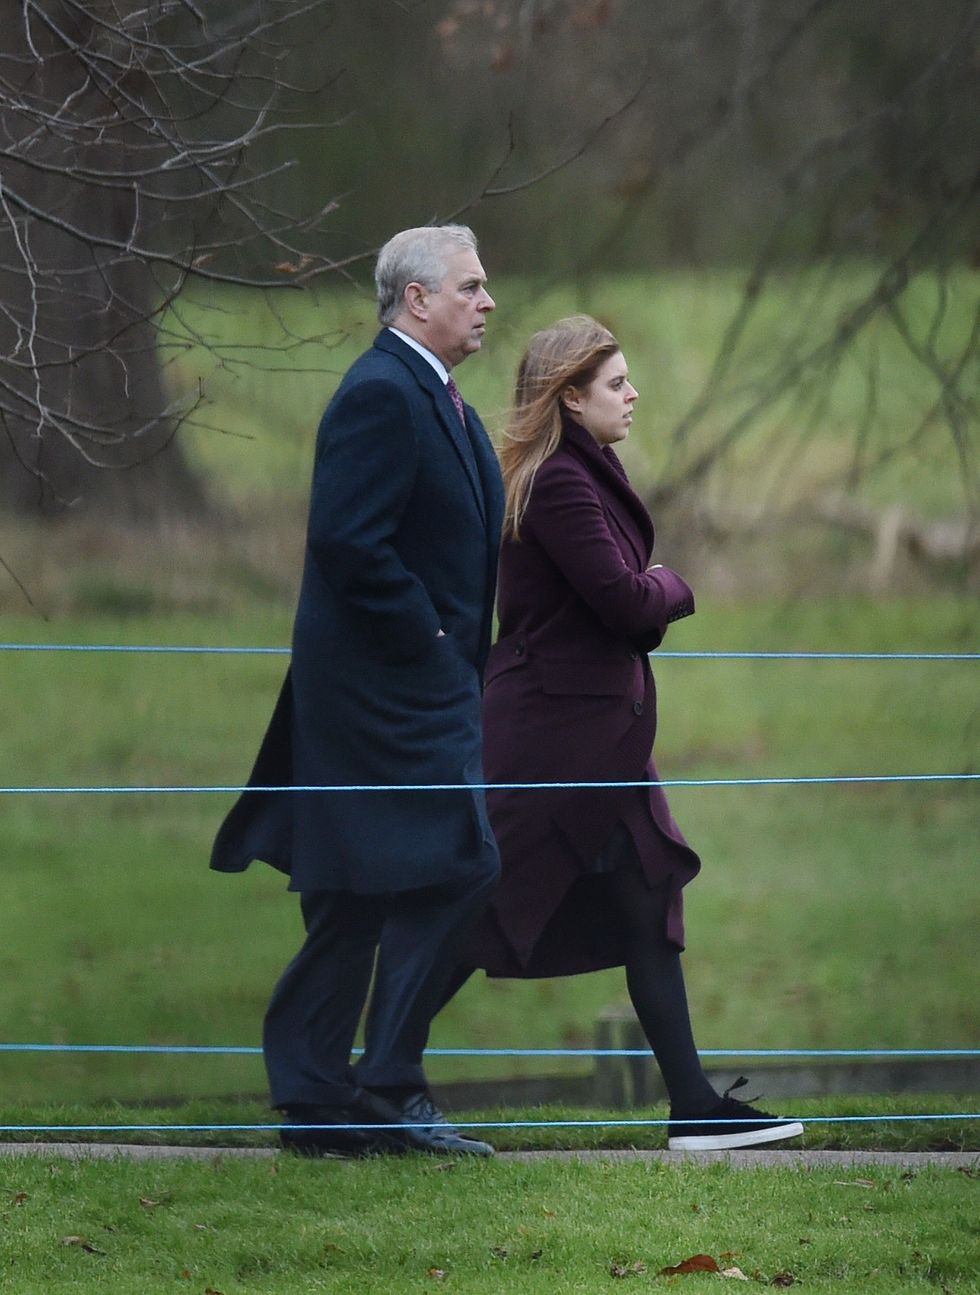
[479,290,495,311]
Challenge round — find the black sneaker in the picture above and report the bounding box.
[668,1077,804,1151]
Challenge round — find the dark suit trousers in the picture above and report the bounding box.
[263,851,498,1107]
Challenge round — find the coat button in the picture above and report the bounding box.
[632,700,643,716]
[514,641,525,656]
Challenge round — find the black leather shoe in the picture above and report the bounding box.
[361,1088,495,1157]
[279,1102,405,1159]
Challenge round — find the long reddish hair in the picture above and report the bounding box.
[499,315,619,539]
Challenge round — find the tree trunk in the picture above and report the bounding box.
[0,1,209,523]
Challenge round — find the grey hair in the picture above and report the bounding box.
[375,224,479,326]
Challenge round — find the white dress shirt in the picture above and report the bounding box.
[387,327,449,386]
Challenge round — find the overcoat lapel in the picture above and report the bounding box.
[560,417,654,568]
[374,330,486,522]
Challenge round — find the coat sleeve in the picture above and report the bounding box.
[524,456,694,646]
[306,376,442,662]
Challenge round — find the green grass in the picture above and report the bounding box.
[1,1154,976,1293]
[1,264,977,1122]
[1,1096,976,1154]
[0,596,975,1108]
[2,266,974,622]
[0,270,975,1291]
[165,265,977,519]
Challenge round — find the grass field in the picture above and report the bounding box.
[0,596,975,1112]
[1,1154,976,1294]
[0,268,975,1163]
[2,265,974,621]
[2,1095,977,1154]
[163,265,976,521]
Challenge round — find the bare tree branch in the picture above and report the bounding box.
[0,0,348,516]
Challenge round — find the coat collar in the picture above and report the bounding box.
[373,329,486,521]
[559,413,655,563]
[384,325,449,383]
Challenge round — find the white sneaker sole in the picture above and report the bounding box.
[668,1121,805,1152]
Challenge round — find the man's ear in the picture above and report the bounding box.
[404,281,428,320]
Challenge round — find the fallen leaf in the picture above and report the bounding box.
[720,1251,742,1261]
[832,1179,874,1189]
[271,258,314,276]
[490,1247,509,1259]
[204,1288,225,1294]
[192,1224,208,1231]
[433,1161,456,1173]
[770,1273,797,1287]
[659,1253,720,1276]
[139,1197,163,1209]
[12,1192,28,1204]
[542,1207,557,1217]
[690,1202,701,1213]
[529,1249,543,1261]
[720,1266,749,1280]
[180,1270,192,1280]
[427,1268,447,1280]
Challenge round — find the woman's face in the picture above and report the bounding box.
[562,351,638,446]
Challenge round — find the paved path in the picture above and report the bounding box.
[0,1143,976,1170]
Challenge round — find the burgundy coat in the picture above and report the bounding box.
[468,416,702,978]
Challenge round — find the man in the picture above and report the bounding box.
[211,225,503,1157]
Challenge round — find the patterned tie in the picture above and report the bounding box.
[446,374,466,427]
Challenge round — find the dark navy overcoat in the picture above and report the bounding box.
[211,329,504,893]
[469,416,702,977]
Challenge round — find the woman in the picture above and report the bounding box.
[469,315,802,1151]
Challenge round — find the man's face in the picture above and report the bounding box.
[416,249,495,369]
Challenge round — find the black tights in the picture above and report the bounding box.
[606,865,718,1115]
[437,836,720,1115]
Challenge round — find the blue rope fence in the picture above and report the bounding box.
[3,1045,977,1058]
[4,1041,977,1134]
[1,643,978,660]
[1,775,977,795]
[1,1115,975,1134]
[1,639,975,1138]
